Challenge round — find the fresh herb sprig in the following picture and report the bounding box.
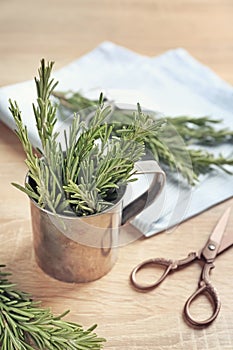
[0,265,105,350]
[53,90,233,185]
[189,149,233,176]
[165,115,233,145]
[52,90,99,112]
[33,60,58,148]
[143,116,233,183]
[10,60,165,215]
[63,102,164,215]
[9,61,69,215]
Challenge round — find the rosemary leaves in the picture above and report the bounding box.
[10,60,165,215]
[0,265,105,350]
[53,91,233,185]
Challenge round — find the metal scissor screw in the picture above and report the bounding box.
[208,244,216,251]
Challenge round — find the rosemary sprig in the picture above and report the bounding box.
[0,265,105,350]
[63,94,112,186]
[9,100,41,202]
[142,117,233,184]
[52,90,99,112]
[63,103,160,215]
[189,149,233,176]
[53,91,233,185]
[10,60,165,215]
[33,60,58,149]
[10,62,69,214]
[165,115,233,145]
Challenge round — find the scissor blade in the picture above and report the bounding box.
[210,206,232,255]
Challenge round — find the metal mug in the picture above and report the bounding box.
[29,160,165,283]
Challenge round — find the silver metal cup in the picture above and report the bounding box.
[29,160,165,283]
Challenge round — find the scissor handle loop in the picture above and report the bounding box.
[184,263,221,327]
[130,258,175,291]
[130,253,198,291]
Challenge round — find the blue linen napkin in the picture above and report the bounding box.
[0,42,232,237]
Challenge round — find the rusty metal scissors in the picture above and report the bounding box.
[130,207,232,327]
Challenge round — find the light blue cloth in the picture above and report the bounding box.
[0,42,232,237]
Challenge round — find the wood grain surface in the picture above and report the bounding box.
[0,1,233,349]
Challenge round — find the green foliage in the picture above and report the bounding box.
[9,60,164,215]
[0,265,105,350]
[53,90,233,185]
[52,90,99,112]
[166,115,233,145]
[144,115,233,183]
[33,60,58,148]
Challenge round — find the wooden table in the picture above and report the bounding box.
[0,1,233,348]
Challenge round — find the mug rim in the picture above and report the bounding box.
[25,172,127,220]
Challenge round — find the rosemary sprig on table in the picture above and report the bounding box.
[0,265,105,350]
[53,90,233,185]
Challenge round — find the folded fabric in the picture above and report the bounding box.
[0,41,232,238]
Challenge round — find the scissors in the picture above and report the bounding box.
[130,207,232,327]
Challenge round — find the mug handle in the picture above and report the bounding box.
[122,160,165,224]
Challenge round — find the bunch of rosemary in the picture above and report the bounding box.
[9,60,165,215]
[53,91,233,185]
[0,265,105,350]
